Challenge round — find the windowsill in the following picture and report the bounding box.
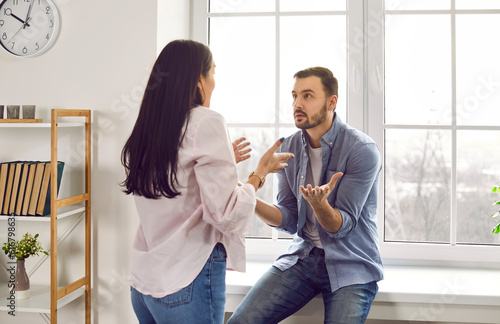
[226,261,500,323]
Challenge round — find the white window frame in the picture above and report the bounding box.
[368,0,500,267]
[190,0,500,267]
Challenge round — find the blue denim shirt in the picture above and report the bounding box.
[273,114,384,292]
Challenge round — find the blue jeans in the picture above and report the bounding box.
[131,243,227,324]
[228,247,378,324]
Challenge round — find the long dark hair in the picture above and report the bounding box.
[121,40,213,199]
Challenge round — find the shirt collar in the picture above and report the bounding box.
[300,113,340,149]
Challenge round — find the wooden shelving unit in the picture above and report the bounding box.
[0,109,92,323]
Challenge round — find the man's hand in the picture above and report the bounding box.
[232,137,252,164]
[300,172,343,233]
[300,172,343,208]
[256,138,294,174]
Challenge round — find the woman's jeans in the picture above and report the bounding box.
[228,247,378,324]
[131,243,227,324]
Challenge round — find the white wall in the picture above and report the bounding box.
[0,0,160,323]
[157,0,191,53]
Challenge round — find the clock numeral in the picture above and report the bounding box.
[22,46,27,54]
[1,32,7,40]
[10,41,15,49]
[35,42,39,50]
[50,19,53,28]
[3,8,12,16]
[0,20,4,27]
[45,7,50,14]
[13,0,19,5]
[45,33,49,40]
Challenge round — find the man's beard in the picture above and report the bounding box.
[295,103,328,130]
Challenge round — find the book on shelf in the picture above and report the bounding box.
[0,160,65,216]
[36,161,64,216]
[8,161,24,215]
[15,162,32,215]
[0,162,9,212]
[2,162,16,215]
[27,162,46,215]
[21,163,38,216]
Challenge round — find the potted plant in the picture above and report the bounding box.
[2,233,49,299]
[491,185,500,234]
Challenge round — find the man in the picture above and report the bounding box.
[228,67,383,324]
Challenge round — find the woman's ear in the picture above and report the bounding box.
[197,79,205,104]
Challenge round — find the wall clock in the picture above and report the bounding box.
[0,0,60,57]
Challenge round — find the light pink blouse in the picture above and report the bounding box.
[130,106,256,298]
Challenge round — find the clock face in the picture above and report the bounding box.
[0,0,60,57]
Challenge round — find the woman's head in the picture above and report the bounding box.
[121,40,214,199]
[151,40,214,108]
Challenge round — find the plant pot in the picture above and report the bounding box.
[15,259,30,299]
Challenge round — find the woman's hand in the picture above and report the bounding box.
[232,137,252,164]
[256,138,294,175]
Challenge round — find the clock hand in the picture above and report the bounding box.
[23,0,35,29]
[8,17,32,44]
[5,9,31,28]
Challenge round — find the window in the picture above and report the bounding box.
[192,0,359,241]
[369,0,500,263]
[191,0,500,263]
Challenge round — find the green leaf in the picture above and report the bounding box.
[492,186,500,193]
[493,224,500,234]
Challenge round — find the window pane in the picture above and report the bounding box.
[456,0,500,10]
[210,17,276,123]
[210,0,274,13]
[385,129,451,243]
[385,15,451,125]
[385,0,450,10]
[456,15,500,126]
[457,131,500,245]
[280,0,346,12]
[228,127,275,238]
[279,15,347,125]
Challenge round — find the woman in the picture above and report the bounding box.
[122,39,293,324]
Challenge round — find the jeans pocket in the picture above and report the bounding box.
[152,282,193,308]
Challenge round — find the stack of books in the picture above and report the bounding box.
[0,161,64,216]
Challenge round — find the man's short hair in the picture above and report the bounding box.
[294,67,338,97]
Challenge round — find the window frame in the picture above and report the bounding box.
[190,0,500,267]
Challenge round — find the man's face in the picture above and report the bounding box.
[292,76,333,130]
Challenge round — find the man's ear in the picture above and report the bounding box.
[328,95,338,111]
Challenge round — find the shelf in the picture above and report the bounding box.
[0,206,85,222]
[0,109,92,323]
[0,122,84,128]
[0,284,85,314]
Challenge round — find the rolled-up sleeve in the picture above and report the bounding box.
[275,168,299,235]
[328,143,381,239]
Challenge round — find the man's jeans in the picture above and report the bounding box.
[131,243,227,324]
[228,247,378,324]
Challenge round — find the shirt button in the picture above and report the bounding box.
[301,175,304,179]
[304,153,307,157]
[330,142,333,146]
[298,199,300,203]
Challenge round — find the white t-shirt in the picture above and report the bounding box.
[302,144,323,248]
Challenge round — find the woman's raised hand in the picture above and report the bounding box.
[232,137,252,164]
